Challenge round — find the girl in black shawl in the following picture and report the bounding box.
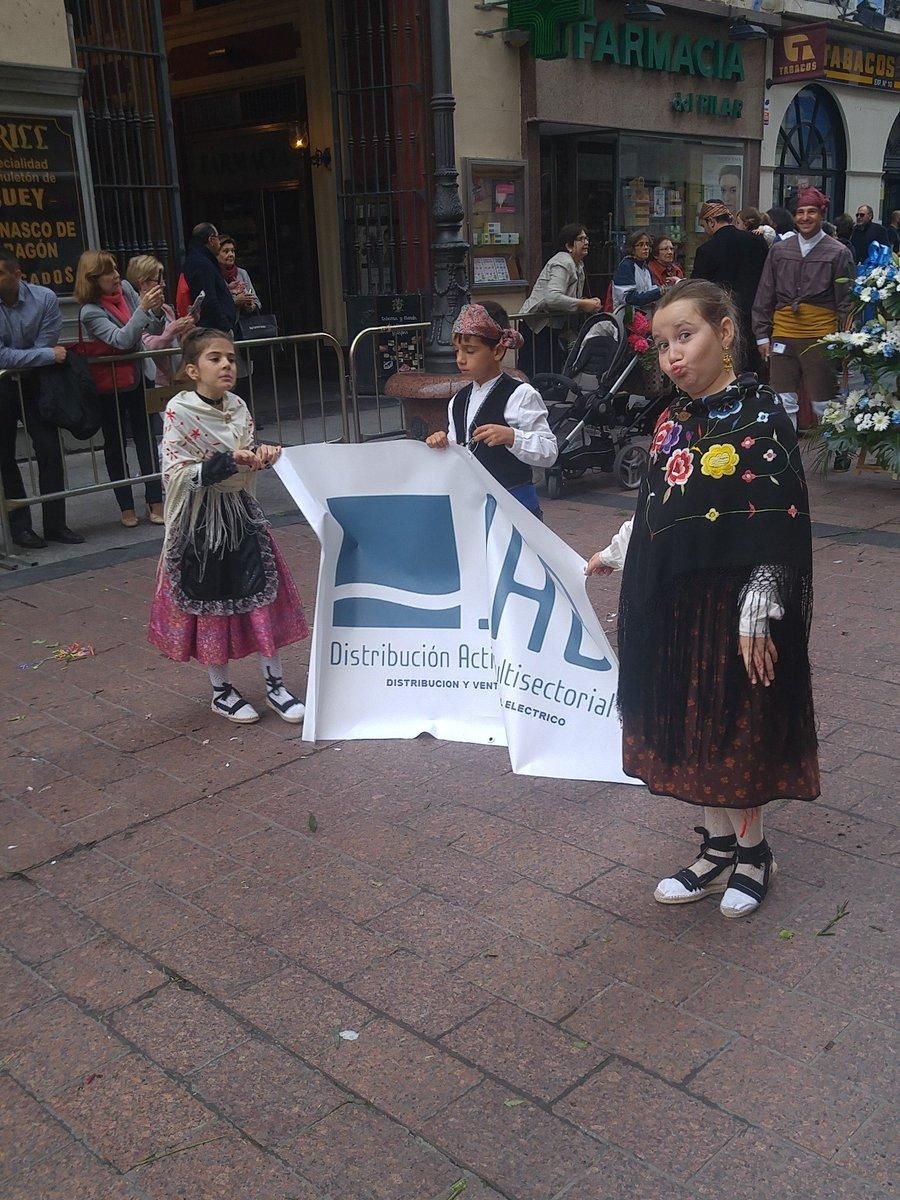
[587,281,819,918]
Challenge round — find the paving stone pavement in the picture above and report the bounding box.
[0,462,897,1199]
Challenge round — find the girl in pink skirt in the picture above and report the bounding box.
[148,328,308,723]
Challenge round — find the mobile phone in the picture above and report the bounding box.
[187,290,205,319]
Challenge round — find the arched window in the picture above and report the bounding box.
[775,85,846,215]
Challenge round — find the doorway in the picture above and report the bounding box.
[175,82,322,335]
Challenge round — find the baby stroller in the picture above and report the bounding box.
[532,311,669,497]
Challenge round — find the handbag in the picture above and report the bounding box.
[36,355,103,441]
[238,312,278,341]
[70,310,138,394]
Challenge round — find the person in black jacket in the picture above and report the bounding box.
[691,201,769,375]
[181,223,237,333]
[850,205,892,264]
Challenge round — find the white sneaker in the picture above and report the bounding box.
[211,684,259,724]
[265,677,305,724]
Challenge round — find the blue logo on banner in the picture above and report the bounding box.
[327,495,461,628]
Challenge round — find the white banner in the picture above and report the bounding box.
[275,443,635,784]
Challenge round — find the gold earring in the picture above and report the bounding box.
[723,348,733,371]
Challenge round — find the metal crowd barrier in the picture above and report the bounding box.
[0,331,347,566]
[347,321,430,442]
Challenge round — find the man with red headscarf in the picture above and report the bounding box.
[752,187,854,428]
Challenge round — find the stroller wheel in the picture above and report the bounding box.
[546,471,564,500]
[614,442,649,490]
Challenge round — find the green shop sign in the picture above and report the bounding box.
[507,0,593,59]
[506,2,745,80]
[572,21,744,81]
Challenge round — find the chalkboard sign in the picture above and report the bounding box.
[0,114,88,295]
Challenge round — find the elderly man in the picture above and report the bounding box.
[0,249,83,549]
[850,204,891,264]
[752,187,854,427]
[692,199,768,374]
[181,222,237,333]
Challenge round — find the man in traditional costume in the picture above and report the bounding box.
[752,187,854,426]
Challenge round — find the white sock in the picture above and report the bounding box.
[260,653,304,721]
[259,653,283,683]
[654,808,736,901]
[208,664,229,689]
[722,807,769,914]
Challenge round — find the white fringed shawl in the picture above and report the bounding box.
[161,390,256,558]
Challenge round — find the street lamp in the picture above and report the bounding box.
[424,0,470,374]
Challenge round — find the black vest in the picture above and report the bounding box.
[451,374,532,489]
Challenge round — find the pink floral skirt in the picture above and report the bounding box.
[148,534,308,664]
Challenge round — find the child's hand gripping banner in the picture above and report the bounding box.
[275,442,635,784]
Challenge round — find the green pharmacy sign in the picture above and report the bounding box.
[572,21,745,80]
[507,0,593,59]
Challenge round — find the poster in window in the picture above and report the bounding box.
[695,154,743,230]
[494,182,516,213]
[473,255,511,284]
[652,186,667,218]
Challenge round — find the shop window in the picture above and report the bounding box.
[619,135,744,271]
[775,85,846,215]
[464,159,528,295]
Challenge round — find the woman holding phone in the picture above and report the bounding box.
[126,256,197,387]
[75,250,167,528]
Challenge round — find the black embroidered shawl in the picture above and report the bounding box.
[618,374,816,764]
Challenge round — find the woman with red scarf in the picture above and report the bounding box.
[75,251,167,527]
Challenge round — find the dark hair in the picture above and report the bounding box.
[737,206,765,231]
[768,207,795,235]
[559,223,587,251]
[625,229,652,257]
[454,300,511,348]
[191,222,218,244]
[835,212,854,240]
[178,327,235,378]
[218,235,236,251]
[651,235,675,258]
[653,279,744,373]
[0,248,21,270]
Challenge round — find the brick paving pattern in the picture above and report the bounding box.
[0,465,896,1198]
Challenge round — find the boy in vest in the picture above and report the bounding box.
[426,302,557,517]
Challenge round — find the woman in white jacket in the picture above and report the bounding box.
[518,223,601,375]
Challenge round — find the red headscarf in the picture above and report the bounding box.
[452,304,523,351]
[796,187,828,211]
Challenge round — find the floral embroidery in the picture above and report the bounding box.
[651,420,675,459]
[660,422,683,455]
[788,504,798,518]
[700,443,740,478]
[741,470,756,483]
[741,437,755,449]
[708,397,741,419]
[756,411,770,423]
[762,449,776,462]
[664,448,694,488]
[705,508,720,521]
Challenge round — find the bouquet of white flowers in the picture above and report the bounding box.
[814,243,899,476]
[817,389,900,477]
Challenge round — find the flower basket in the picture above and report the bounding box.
[812,243,900,478]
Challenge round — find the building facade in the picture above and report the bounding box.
[2,0,898,348]
[761,2,900,223]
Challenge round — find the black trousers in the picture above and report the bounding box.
[0,372,66,535]
[99,384,163,512]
